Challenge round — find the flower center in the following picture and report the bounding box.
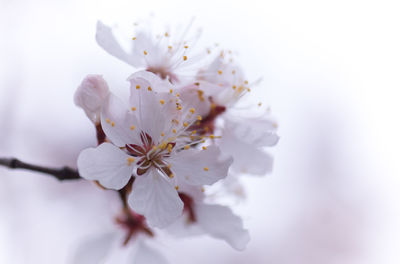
[126,131,175,177]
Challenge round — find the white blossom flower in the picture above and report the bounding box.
[167,184,250,251]
[187,55,280,175]
[74,74,110,124]
[96,20,206,84]
[77,71,232,228]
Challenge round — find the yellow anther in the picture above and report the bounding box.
[132,37,136,40]
[147,86,152,91]
[168,144,173,152]
[244,80,249,84]
[111,122,115,127]
[164,32,169,37]
[184,45,189,49]
[161,132,165,137]
[203,167,209,171]
[218,70,222,75]
[130,125,135,130]
[169,173,174,178]
[191,130,197,135]
[136,85,140,89]
[105,118,110,123]
[210,134,215,139]
[202,146,207,150]
[194,82,200,86]
[127,157,135,166]
[183,122,189,127]
[232,85,237,89]
[189,108,195,114]
[201,187,205,192]
[183,56,187,61]
[201,139,206,143]
[175,186,179,190]
[176,92,180,97]
[131,107,137,111]
[172,129,177,134]
[197,115,202,121]
[184,145,190,150]
[169,89,173,93]
[258,102,262,107]
[247,88,251,92]
[232,70,236,74]
[152,146,157,151]
[143,50,148,55]
[167,164,172,169]
[160,99,165,105]
[177,105,182,110]
[168,45,173,50]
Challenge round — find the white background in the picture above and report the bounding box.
[1,0,400,263]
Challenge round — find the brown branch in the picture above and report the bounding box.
[0,157,81,181]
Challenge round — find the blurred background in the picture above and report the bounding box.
[1,0,400,263]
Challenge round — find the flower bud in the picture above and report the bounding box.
[74,75,109,123]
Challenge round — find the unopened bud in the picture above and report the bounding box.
[74,75,109,123]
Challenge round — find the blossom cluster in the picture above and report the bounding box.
[74,20,279,263]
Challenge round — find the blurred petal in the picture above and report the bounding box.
[96,21,140,67]
[72,232,116,264]
[196,203,250,251]
[77,143,134,189]
[128,169,183,228]
[220,130,274,175]
[169,145,232,186]
[132,240,169,264]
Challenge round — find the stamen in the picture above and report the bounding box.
[147,86,152,91]
[189,108,195,114]
[184,145,190,150]
[127,157,135,166]
[203,167,209,171]
[197,115,202,121]
[202,146,207,150]
[161,132,165,137]
[130,125,135,130]
[143,50,148,55]
[218,70,222,75]
[131,107,137,111]
[175,186,179,190]
[132,37,136,40]
[160,99,165,105]
[111,122,115,127]
[183,122,189,127]
[183,56,188,61]
[105,118,110,123]
[136,85,140,89]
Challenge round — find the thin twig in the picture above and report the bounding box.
[0,157,81,181]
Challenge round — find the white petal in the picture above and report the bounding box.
[196,203,250,251]
[168,145,232,186]
[72,232,116,264]
[132,240,169,264]
[101,93,141,147]
[74,75,109,123]
[96,21,140,67]
[77,143,134,190]
[220,129,274,175]
[225,116,279,147]
[128,169,183,228]
[127,71,176,141]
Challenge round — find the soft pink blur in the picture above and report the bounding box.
[1,0,400,263]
